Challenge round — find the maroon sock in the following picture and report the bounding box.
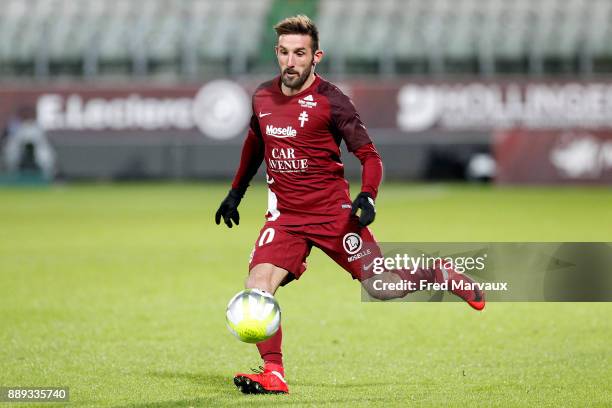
[257,325,283,371]
[433,262,479,302]
[393,268,435,294]
[394,264,478,302]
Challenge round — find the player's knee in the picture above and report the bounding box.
[361,276,407,301]
[365,287,400,301]
[246,263,287,294]
[246,269,271,292]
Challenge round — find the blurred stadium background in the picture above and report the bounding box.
[1,0,611,184]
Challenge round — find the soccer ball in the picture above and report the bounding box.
[225,289,281,343]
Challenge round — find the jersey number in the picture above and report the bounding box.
[258,228,275,247]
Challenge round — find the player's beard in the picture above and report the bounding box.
[281,61,313,90]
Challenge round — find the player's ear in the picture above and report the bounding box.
[313,49,324,65]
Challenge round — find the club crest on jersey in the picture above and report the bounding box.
[298,94,317,109]
[343,233,362,255]
[298,111,309,127]
[344,233,372,263]
[266,124,297,138]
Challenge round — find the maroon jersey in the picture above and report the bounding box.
[232,74,378,226]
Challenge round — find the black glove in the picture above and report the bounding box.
[215,188,244,228]
[351,192,376,227]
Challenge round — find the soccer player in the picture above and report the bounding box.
[215,15,485,395]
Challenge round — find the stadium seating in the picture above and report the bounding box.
[0,0,272,76]
[318,0,612,74]
[0,0,610,77]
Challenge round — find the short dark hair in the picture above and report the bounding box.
[274,15,319,52]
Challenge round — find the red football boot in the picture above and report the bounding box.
[233,365,288,394]
[434,260,486,311]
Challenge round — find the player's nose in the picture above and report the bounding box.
[287,53,295,67]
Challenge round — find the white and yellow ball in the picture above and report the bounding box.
[226,289,281,343]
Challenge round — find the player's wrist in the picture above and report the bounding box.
[359,191,375,201]
[229,187,246,200]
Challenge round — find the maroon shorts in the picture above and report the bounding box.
[248,214,382,284]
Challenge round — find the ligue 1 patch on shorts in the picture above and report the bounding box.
[360,242,612,302]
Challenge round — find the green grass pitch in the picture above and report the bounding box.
[1,182,611,407]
